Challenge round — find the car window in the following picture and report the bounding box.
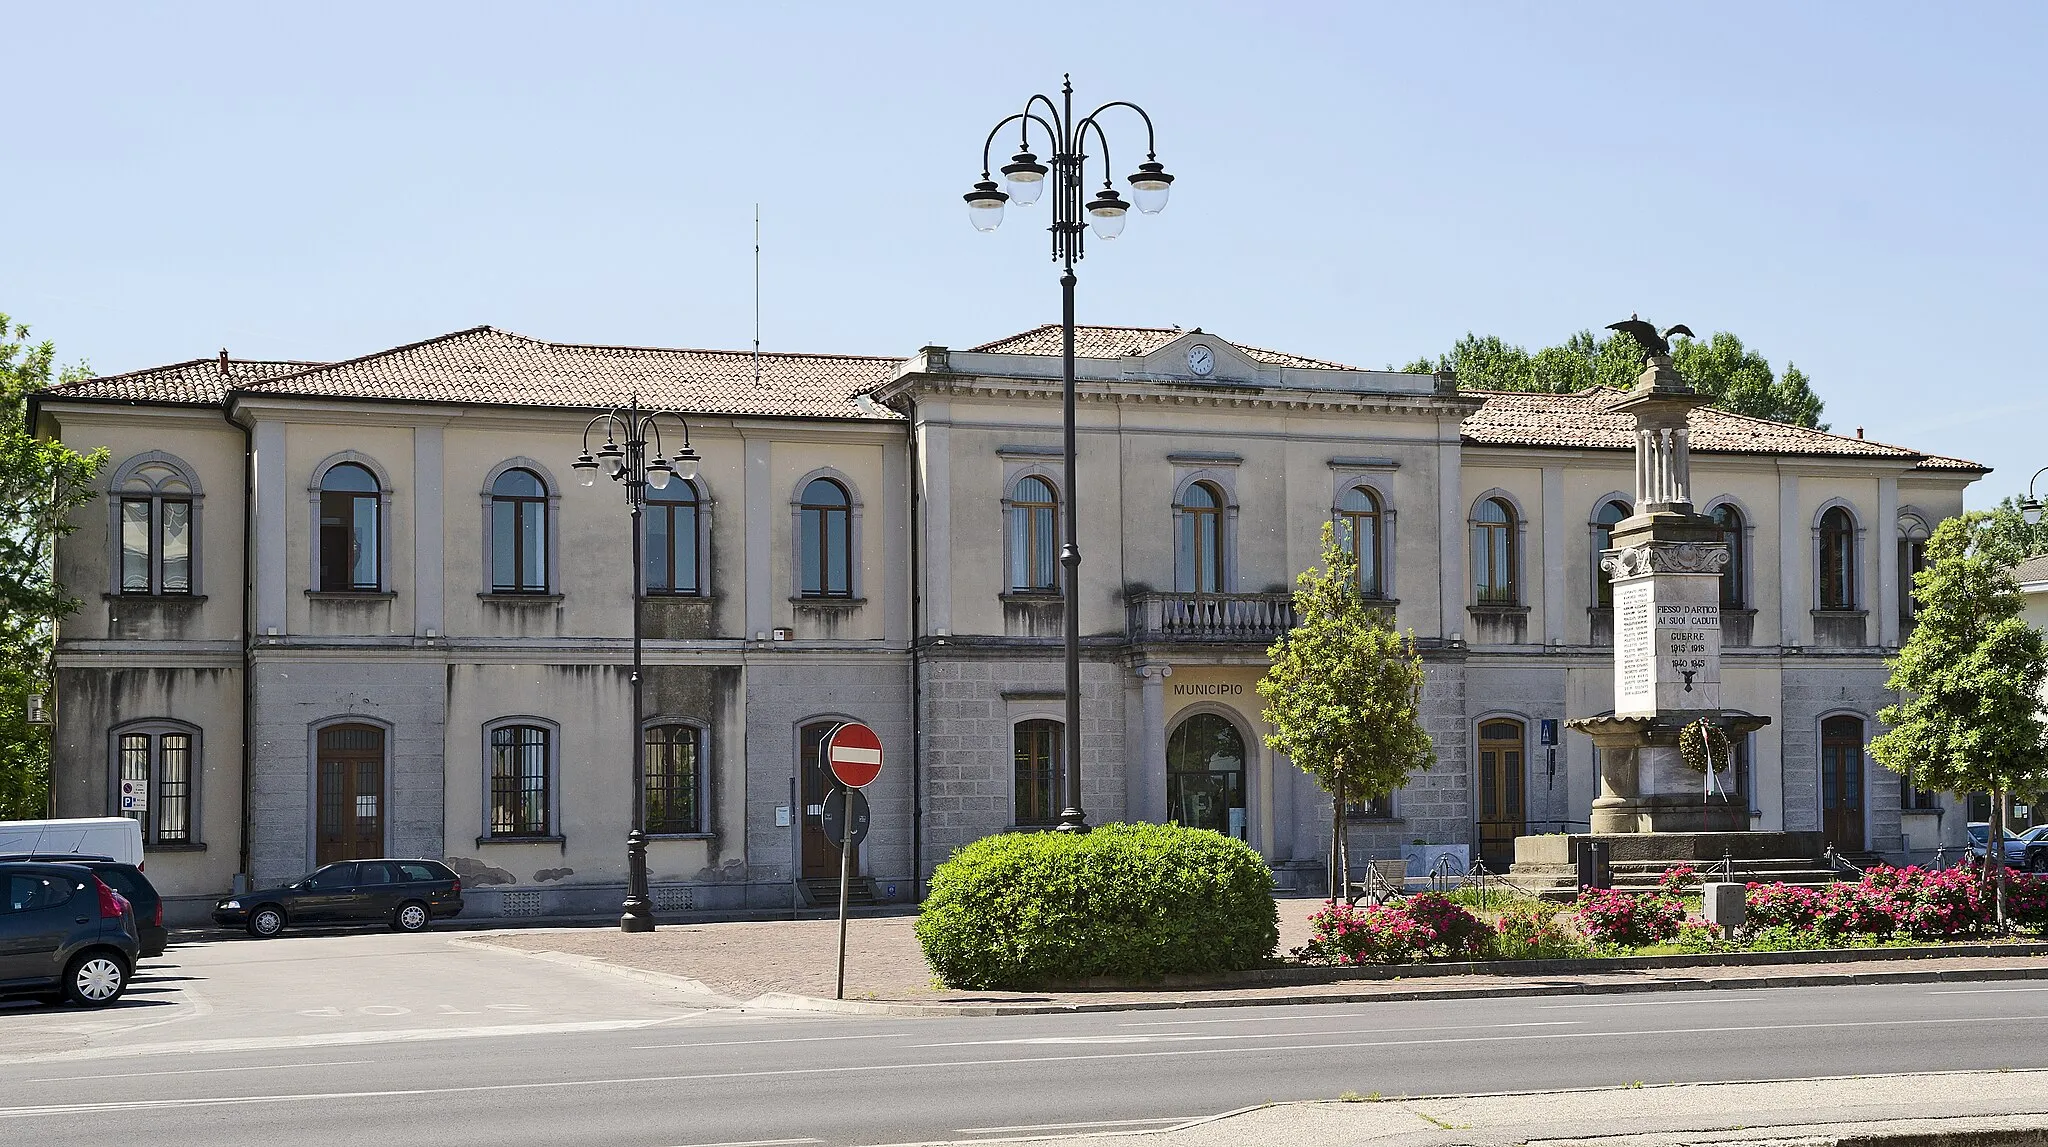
[357,862,396,885]
[307,864,357,890]
[398,863,440,883]
[94,868,142,898]
[6,874,80,912]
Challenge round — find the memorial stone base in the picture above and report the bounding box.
[1507,830,1837,898]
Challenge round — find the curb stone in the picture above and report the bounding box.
[734,961,2048,1017]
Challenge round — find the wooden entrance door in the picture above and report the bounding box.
[1821,715,1866,851]
[1476,719,1526,871]
[317,724,385,865]
[799,721,859,880]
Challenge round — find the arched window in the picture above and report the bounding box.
[1176,481,1227,594]
[645,479,702,596]
[1713,503,1747,609]
[488,723,552,838]
[1337,485,1385,598]
[1819,506,1857,610]
[319,462,382,592]
[1166,713,1247,838]
[1013,718,1062,827]
[1897,514,1931,628]
[490,468,549,594]
[799,478,852,598]
[1007,476,1060,593]
[112,721,196,844]
[117,460,195,596]
[1591,499,1631,608]
[644,723,702,834]
[1471,497,1518,606]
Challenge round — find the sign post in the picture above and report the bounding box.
[825,721,883,1000]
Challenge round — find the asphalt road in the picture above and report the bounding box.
[3,934,2047,1146]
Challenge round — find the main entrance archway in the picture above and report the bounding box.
[1476,718,1527,871]
[1167,712,1247,840]
[316,723,385,865]
[1821,715,1867,851]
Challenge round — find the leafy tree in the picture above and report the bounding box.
[1258,522,1435,901]
[1405,328,1827,429]
[1871,510,2048,927]
[0,313,103,819]
[1982,494,2048,560]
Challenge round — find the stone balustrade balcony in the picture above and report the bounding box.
[1126,591,1298,644]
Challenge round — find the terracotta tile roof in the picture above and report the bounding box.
[2016,554,2048,586]
[968,324,1358,371]
[1461,386,1986,469]
[53,327,906,421]
[42,357,322,405]
[1913,453,1991,472]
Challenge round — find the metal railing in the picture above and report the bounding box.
[1127,591,1296,643]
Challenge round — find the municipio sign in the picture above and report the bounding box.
[826,721,884,789]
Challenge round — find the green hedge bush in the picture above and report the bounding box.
[915,822,1280,989]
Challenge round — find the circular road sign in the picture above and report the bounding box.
[820,787,871,848]
[826,721,884,789]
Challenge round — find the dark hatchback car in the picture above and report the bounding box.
[1,854,164,958]
[0,861,140,1007]
[214,859,463,938]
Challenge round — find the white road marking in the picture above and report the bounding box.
[1537,997,1761,1009]
[664,1140,821,1147]
[932,1020,1578,1048]
[954,1116,1201,1133]
[1929,986,2048,994]
[633,1033,911,1050]
[0,1017,683,1066]
[29,1060,372,1083]
[9,1014,2045,1119]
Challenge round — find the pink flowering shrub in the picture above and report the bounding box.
[1572,888,1685,948]
[1745,882,1823,929]
[2007,873,2048,928]
[1492,903,1591,960]
[1658,864,1698,894]
[1298,893,1490,965]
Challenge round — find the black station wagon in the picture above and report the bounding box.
[213,858,463,938]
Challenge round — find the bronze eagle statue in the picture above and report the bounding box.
[1606,314,1694,357]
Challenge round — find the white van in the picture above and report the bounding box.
[0,817,146,868]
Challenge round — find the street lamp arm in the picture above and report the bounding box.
[1023,92,1066,143]
[1081,99,1161,159]
[580,411,627,454]
[635,410,695,457]
[1074,116,1115,187]
[980,112,1061,174]
[2027,466,2048,500]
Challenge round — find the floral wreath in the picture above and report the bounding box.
[1678,717,1732,774]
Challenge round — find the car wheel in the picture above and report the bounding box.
[393,901,430,933]
[64,952,128,1007]
[247,906,286,939]
[2030,852,2048,873]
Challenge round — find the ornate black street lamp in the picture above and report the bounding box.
[965,77,1175,833]
[2020,467,2048,525]
[573,400,700,931]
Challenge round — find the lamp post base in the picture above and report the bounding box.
[620,828,656,933]
[1054,806,1091,835]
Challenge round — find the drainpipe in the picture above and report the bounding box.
[905,397,925,902]
[225,395,255,894]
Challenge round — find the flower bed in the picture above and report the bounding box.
[1294,865,2048,967]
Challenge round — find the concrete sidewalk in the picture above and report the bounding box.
[464,915,2048,1016]
[942,1070,2048,1147]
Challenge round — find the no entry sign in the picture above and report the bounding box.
[826,721,883,789]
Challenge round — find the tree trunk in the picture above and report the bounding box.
[1994,789,2010,932]
[1330,775,1344,904]
[1338,785,1352,905]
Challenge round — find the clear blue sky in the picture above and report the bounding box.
[13,3,2044,507]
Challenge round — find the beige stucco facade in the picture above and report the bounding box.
[36,324,1984,920]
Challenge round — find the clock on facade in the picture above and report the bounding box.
[1187,343,1215,377]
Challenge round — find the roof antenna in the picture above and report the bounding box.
[752,203,762,388]
[219,348,229,376]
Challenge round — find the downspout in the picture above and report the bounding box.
[905,396,925,901]
[225,394,255,893]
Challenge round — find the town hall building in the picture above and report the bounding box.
[32,323,1984,920]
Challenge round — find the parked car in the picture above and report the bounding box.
[0,817,144,867]
[214,859,463,938]
[0,861,139,1007]
[1966,823,2048,867]
[0,854,164,958]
